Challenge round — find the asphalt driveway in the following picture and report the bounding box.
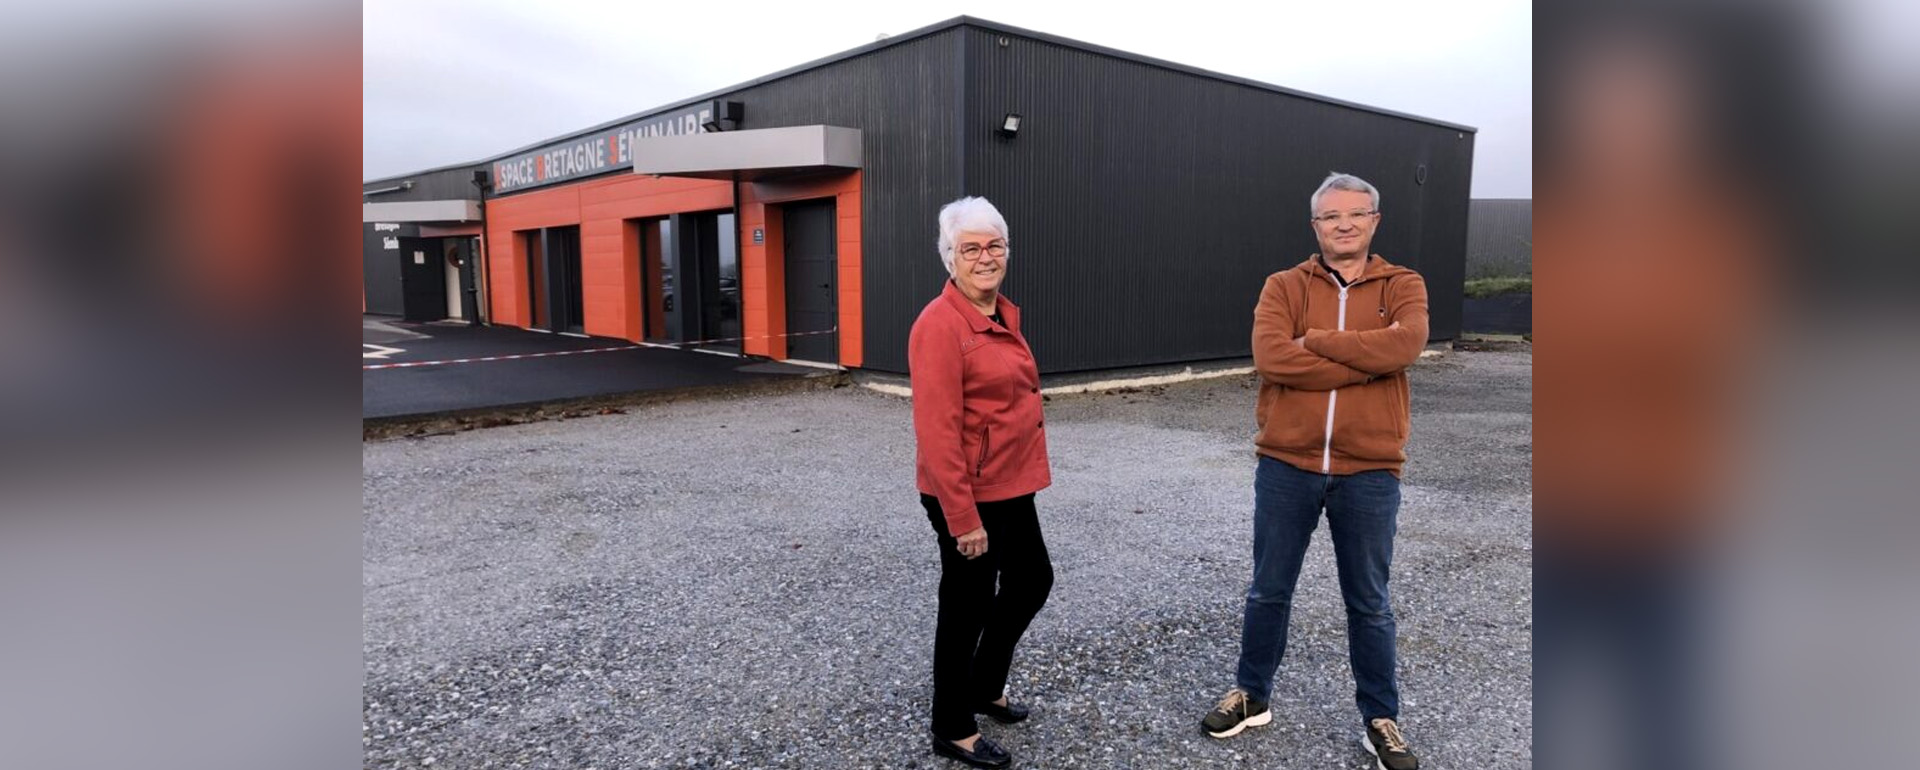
[363,317,819,420]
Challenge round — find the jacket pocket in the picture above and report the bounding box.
[1334,380,1405,463]
[1258,384,1325,455]
[975,427,991,476]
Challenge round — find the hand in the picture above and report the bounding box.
[955,526,989,560]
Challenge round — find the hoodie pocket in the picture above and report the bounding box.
[1337,381,1405,462]
[1258,385,1325,454]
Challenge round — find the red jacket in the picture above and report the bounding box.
[910,281,1052,536]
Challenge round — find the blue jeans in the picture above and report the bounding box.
[1235,455,1402,721]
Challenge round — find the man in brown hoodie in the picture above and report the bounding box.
[1199,173,1429,770]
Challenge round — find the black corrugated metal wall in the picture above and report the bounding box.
[362,165,485,202]
[958,26,1471,374]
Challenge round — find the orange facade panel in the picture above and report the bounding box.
[486,174,729,341]
[483,169,860,365]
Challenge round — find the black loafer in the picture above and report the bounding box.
[931,734,1012,768]
[975,700,1031,724]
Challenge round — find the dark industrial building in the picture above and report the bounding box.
[362,16,1475,374]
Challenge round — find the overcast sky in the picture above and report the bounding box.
[365,0,1531,198]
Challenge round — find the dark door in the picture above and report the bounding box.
[363,224,406,316]
[782,199,837,363]
[451,238,479,323]
[546,226,584,334]
[529,226,583,333]
[398,237,447,322]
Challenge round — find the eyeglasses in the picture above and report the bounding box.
[1312,210,1378,226]
[957,241,1008,260]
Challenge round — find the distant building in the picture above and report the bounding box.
[1466,199,1531,279]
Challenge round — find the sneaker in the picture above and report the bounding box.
[1200,688,1272,738]
[1362,717,1420,770]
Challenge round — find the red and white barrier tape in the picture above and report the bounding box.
[363,327,837,371]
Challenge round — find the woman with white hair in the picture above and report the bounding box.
[909,196,1054,769]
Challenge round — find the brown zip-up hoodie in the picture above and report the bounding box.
[1253,255,1429,476]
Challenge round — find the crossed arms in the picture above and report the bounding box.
[1251,273,1430,391]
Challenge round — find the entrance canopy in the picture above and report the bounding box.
[631,125,862,181]
[363,199,482,223]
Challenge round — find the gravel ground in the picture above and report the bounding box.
[363,346,1532,769]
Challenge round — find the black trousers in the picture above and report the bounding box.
[921,493,1055,741]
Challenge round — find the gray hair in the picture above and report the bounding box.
[936,196,1010,275]
[1309,172,1381,215]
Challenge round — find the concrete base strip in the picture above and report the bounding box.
[1042,365,1256,395]
[864,346,1451,398]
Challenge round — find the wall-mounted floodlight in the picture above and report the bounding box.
[703,100,745,132]
[998,113,1022,137]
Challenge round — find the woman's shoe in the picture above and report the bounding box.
[974,700,1031,724]
[930,734,1012,768]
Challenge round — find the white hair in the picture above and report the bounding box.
[1309,172,1381,215]
[936,196,1010,275]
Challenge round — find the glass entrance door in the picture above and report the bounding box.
[703,212,741,353]
[640,212,739,350]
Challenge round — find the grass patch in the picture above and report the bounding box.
[1464,276,1531,298]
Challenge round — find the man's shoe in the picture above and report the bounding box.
[930,733,1012,768]
[1200,688,1272,738]
[974,700,1030,724]
[1362,717,1421,770]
